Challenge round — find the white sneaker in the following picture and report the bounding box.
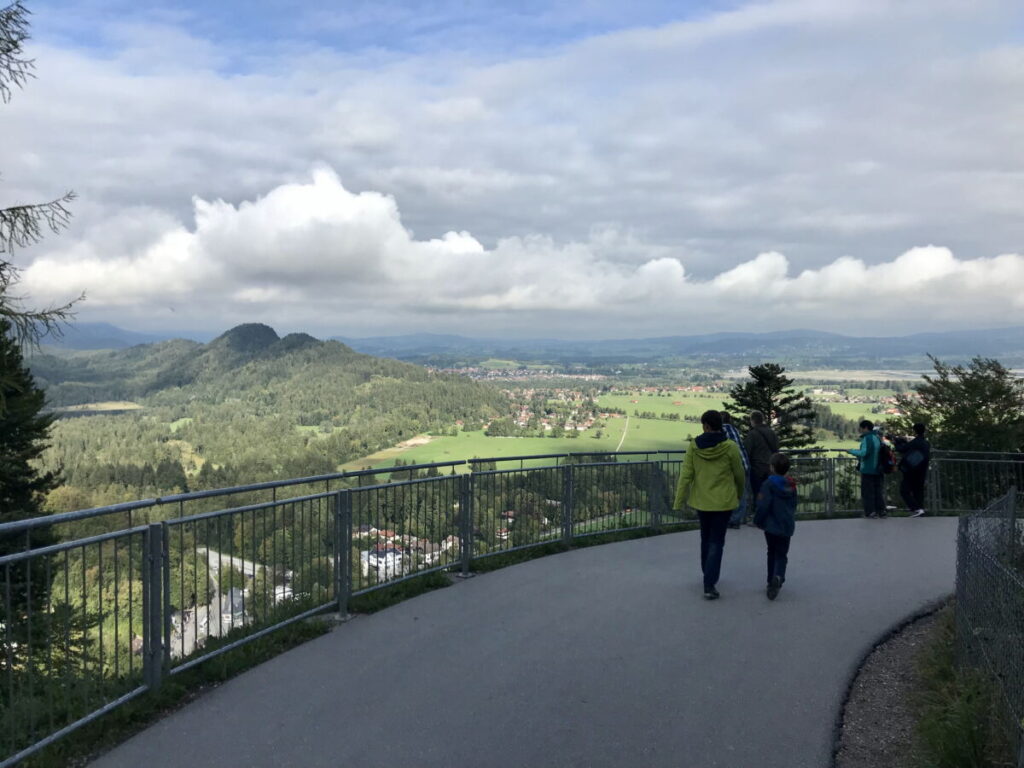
[910,509,926,518]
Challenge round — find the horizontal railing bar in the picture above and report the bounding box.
[343,460,466,477]
[0,525,149,566]
[471,460,661,478]
[468,453,567,463]
[348,474,460,494]
[162,490,339,526]
[0,461,470,536]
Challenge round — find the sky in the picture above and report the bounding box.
[5,0,1024,339]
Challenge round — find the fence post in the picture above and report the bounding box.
[1008,485,1017,567]
[648,463,662,532]
[143,523,164,691]
[334,491,351,616]
[932,460,944,515]
[562,464,574,547]
[459,473,473,576]
[825,458,835,518]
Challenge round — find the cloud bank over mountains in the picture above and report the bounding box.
[25,170,1024,337]
[7,0,1024,336]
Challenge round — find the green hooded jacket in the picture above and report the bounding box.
[673,432,747,512]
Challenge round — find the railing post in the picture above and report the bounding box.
[459,473,473,576]
[562,464,574,547]
[648,463,662,532]
[1007,485,1017,567]
[825,458,835,518]
[334,491,352,616]
[143,523,164,691]
[932,460,944,515]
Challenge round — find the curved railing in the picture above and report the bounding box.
[2,451,1023,766]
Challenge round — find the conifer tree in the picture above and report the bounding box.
[1,1,79,348]
[890,356,1024,452]
[721,362,816,448]
[0,316,58,640]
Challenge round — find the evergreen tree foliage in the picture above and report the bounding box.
[0,317,57,521]
[890,356,1024,452]
[721,362,816,448]
[0,316,58,641]
[1,1,79,347]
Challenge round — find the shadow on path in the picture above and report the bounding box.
[92,518,957,768]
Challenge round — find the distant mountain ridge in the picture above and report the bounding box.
[40,321,1024,365]
[333,326,1024,365]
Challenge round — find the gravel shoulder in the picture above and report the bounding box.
[834,608,946,768]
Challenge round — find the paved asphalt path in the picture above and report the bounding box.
[92,518,957,768]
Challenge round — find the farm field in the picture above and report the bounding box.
[597,391,724,420]
[339,388,887,471]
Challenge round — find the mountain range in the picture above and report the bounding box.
[41,322,1024,366]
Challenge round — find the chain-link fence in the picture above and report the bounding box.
[955,487,1024,766]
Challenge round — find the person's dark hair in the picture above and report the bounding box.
[750,410,765,426]
[859,419,874,431]
[701,410,723,431]
[770,452,790,475]
[720,411,733,425]
[913,422,926,436]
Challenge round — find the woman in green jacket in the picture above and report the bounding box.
[674,410,747,599]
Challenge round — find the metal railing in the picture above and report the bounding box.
[954,487,1024,766]
[2,451,1022,766]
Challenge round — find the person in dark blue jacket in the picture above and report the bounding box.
[753,452,797,601]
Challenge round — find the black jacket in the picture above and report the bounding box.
[895,435,930,473]
[744,425,780,475]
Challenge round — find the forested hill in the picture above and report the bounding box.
[30,324,507,513]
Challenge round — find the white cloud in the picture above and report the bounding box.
[21,170,1024,336]
[6,0,1024,335]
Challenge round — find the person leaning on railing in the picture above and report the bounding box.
[673,410,747,600]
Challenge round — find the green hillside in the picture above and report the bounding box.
[31,324,506,514]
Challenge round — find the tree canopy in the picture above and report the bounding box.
[891,356,1024,452]
[721,362,816,448]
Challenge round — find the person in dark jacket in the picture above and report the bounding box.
[744,411,779,508]
[754,452,797,600]
[892,423,931,517]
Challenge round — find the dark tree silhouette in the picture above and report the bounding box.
[721,362,816,449]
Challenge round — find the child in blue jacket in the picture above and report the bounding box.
[753,452,797,601]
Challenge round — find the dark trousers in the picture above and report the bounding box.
[899,469,927,511]
[697,510,731,590]
[860,473,886,516]
[765,532,791,584]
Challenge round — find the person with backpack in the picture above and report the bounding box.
[744,410,779,517]
[673,410,747,600]
[847,419,887,518]
[891,423,931,517]
[753,452,797,600]
[721,412,751,529]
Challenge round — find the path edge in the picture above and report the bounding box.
[829,593,953,768]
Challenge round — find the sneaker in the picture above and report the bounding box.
[703,587,720,600]
[767,575,781,601]
[910,509,926,518]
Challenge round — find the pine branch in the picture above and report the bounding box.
[0,1,34,103]
[0,192,76,253]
